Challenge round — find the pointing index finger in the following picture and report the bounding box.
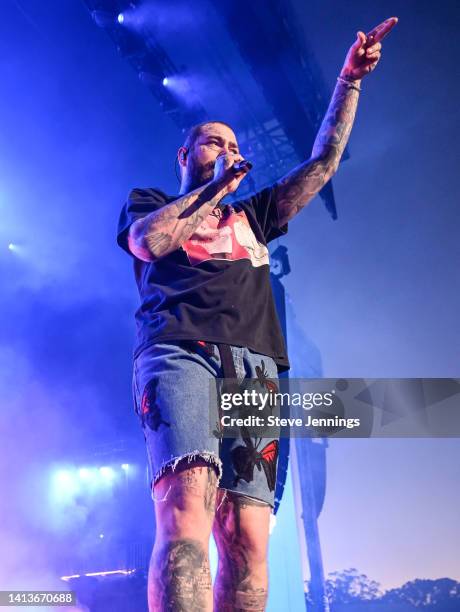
[366,16,398,45]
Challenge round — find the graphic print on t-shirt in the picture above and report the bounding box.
[182,204,269,268]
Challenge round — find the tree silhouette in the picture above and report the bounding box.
[311,567,382,605]
[308,570,460,611]
[381,578,460,610]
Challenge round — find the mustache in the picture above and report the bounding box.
[190,158,215,177]
[201,160,216,173]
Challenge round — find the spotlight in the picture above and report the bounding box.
[158,74,195,102]
[78,468,96,480]
[99,466,115,480]
[7,242,25,257]
[117,13,124,24]
[52,469,79,500]
[56,470,71,483]
[121,464,129,471]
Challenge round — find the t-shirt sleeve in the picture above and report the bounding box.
[116,188,167,257]
[244,184,288,244]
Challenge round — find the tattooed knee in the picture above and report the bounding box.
[154,463,219,539]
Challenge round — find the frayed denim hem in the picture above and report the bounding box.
[151,450,223,503]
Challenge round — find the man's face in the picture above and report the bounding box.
[183,123,240,189]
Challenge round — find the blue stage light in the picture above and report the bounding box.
[56,470,72,483]
[78,468,95,480]
[117,13,124,24]
[8,243,15,251]
[121,463,129,471]
[99,466,115,480]
[162,77,169,86]
[52,469,80,501]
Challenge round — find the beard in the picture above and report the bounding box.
[185,155,215,191]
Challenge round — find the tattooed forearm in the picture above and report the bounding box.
[311,77,361,164]
[275,79,361,226]
[149,538,212,611]
[128,180,228,261]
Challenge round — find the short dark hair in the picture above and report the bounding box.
[182,120,235,151]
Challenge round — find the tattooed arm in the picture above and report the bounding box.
[275,79,360,227]
[128,180,228,262]
[128,150,251,262]
[275,17,398,227]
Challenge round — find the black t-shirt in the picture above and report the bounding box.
[117,185,290,372]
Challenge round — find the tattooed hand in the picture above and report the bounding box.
[213,151,251,195]
[340,17,398,81]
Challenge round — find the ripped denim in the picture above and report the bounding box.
[132,340,280,508]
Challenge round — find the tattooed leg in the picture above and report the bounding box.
[149,539,212,611]
[148,460,218,611]
[213,490,271,611]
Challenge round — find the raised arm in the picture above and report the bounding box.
[275,17,398,227]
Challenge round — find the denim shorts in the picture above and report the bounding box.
[132,340,281,508]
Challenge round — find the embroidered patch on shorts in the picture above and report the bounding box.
[255,359,279,394]
[141,379,171,431]
[231,436,279,492]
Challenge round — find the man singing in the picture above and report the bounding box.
[117,17,397,612]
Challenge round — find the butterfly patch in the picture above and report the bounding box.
[141,379,171,431]
[231,435,279,492]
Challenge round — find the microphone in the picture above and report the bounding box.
[233,160,253,172]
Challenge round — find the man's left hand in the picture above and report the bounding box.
[340,17,398,81]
